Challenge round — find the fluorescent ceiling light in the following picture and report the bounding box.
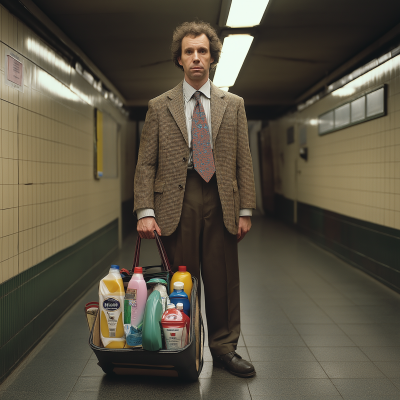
[213,35,254,88]
[226,0,270,28]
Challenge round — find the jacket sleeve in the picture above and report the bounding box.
[133,100,159,213]
[236,98,256,210]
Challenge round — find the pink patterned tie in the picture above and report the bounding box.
[192,91,215,182]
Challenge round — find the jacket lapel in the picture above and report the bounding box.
[210,82,227,147]
[167,81,188,146]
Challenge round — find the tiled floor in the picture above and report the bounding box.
[1,216,400,399]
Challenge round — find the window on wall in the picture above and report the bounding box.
[318,85,386,135]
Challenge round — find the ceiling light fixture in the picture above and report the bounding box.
[213,35,254,89]
[226,0,270,28]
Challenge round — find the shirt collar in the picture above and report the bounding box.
[183,79,211,103]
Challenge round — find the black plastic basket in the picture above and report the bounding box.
[89,277,204,381]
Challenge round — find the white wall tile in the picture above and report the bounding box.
[0,6,130,284]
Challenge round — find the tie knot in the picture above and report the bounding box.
[193,91,201,101]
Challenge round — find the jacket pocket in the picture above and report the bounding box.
[154,180,165,193]
[154,181,165,212]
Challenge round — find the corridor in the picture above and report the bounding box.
[1,217,400,399]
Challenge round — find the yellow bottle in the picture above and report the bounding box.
[99,265,126,348]
[170,266,192,301]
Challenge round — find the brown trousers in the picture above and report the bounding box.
[162,170,240,357]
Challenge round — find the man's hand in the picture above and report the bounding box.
[237,216,251,243]
[137,217,161,239]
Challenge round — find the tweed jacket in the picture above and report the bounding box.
[133,80,256,236]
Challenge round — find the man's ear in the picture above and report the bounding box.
[178,57,182,66]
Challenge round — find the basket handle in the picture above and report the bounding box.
[131,231,173,275]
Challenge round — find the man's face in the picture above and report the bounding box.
[178,34,214,84]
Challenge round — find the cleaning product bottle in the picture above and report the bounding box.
[170,266,192,300]
[99,265,126,348]
[126,266,147,327]
[161,305,188,349]
[142,290,163,351]
[176,302,190,338]
[169,281,190,316]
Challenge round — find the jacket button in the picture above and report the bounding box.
[183,157,186,162]
[178,184,183,190]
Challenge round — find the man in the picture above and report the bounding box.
[134,21,256,377]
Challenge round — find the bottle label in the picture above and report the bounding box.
[125,288,137,302]
[103,297,120,311]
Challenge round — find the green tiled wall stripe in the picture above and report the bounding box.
[0,219,119,383]
[274,194,294,224]
[121,198,135,239]
[296,202,400,293]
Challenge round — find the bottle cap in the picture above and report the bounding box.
[176,303,183,310]
[174,281,184,290]
[110,265,120,270]
[167,303,175,309]
[178,266,187,272]
[134,267,143,274]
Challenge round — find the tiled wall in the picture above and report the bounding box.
[0,5,132,285]
[270,54,400,231]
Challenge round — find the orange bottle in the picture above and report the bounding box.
[170,266,192,301]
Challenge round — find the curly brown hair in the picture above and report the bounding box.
[171,21,222,71]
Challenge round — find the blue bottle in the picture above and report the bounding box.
[169,281,190,316]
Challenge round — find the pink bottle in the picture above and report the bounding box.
[126,266,147,327]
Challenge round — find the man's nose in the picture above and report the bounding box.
[193,51,200,61]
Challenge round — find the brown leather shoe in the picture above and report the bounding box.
[214,351,256,378]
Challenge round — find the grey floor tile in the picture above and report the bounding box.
[360,347,400,361]
[250,397,343,400]
[73,375,202,398]
[247,346,316,362]
[391,378,400,390]
[5,374,79,393]
[301,335,355,347]
[247,378,340,397]
[19,358,88,377]
[339,323,400,336]
[200,378,251,399]
[320,361,385,378]
[81,360,105,377]
[35,344,93,360]
[250,361,327,378]
[332,378,400,398]
[375,362,400,378]
[310,346,370,361]
[243,335,306,347]
[241,323,298,336]
[203,346,213,361]
[294,323,345,335]
[286,314,335,324]
[67,393,102,400]
[0,391,69,400]
[347,334,400,347]
[313,298,355,306]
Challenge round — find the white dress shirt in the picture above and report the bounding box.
[136,79,252,220]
